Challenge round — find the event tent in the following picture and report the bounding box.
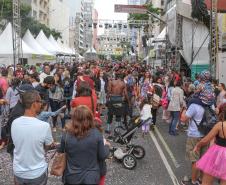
[56,38,74,55]
[0,23,39,57]
[49,35,65,54]
[36,30,59,54]
[23,30,54,56]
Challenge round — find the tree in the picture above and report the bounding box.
[191,0,210,28]
[128,3,161,32]
[128,3,161,21]
[0,0,62,39]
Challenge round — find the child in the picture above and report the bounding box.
[140,98,152,135]
[37,102,66,127]
[188,70,215,107]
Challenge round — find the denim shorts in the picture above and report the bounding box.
[14,171,48,185]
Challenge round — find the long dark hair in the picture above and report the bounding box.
[54,73,63,87]
[76,81,94,113]
[66,105,95,138]
[76,81,92,97]
[11,78,21,90]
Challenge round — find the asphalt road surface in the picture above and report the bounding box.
[0,110,193,185]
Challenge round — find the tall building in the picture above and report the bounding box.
[92,9,98,50]
[74,12,84,50]
[83,0,94,49]
[68,0,84,51]
[49,0,70,46]
[97,25,131,56]
[22,0,50,26]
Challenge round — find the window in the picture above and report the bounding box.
[33,10,37,19]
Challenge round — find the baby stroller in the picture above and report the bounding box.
[109,116,146,170]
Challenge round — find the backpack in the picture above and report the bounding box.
[193,106,217,135]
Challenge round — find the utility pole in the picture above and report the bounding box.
[12,0,22,72]
[210,0,218,79]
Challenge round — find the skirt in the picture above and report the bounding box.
[196,144,226,180]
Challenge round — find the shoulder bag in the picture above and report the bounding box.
[50,133,67,176]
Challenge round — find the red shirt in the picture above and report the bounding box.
[77,75,95,90]
[0,77,8,96]
[15,70,24,79]
[71,94,97,113]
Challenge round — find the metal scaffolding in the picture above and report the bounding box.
[12,0,22,69]
[210,0,218,78]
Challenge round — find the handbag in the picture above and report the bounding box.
[150,94,161,108]
[50,133,67,176]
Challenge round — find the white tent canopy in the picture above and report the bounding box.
[85,47,97,54]
[156,27,166,40]
[49,35,65,54]
[0,23,39,57]
[23,30,53,56]
[57,39,74,55]
[36,30,58,54]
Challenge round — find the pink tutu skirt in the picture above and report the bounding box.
[196,144,226,180]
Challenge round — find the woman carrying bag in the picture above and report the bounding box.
[55,105,110,185]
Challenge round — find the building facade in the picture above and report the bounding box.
[97,27,131,56]
[92,9,98,50]
[128,0,146,5]
[22,0,50,26]
[68,0,84,51]
[49,0,70,46]
[83,0,94,49]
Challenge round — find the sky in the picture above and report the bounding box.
[94,0,128,21]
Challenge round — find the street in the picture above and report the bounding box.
[0,110,192,185]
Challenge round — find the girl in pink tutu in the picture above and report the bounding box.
[194,103,226,185]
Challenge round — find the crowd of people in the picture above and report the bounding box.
[0,60,225,185]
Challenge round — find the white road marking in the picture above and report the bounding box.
[154,127,180,168]
[149,131,180,185]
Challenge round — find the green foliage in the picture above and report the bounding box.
[111,54,123,61]
[128,3,161,21]
[0,0,61,39]
[98,54,105,60]
[191,0,210,28]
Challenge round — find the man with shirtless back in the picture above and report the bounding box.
[106,72,129,134]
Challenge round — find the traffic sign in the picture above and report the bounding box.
[114,4,147,14]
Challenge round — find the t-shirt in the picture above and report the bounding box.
[15,70,24,79]
[140,104,152,120]
[77,76,95,90]
[71,95,97,113]
[11,116,53,179]
[0,77,9,95]
[186,104,205,138]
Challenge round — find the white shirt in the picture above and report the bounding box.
[100,78,105,92]
[11,116,53,179]
[140,104,152,121]
[186,104,205,138]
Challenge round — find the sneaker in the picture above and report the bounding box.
[181,179,200,185]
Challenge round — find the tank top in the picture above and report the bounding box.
[215,122,226,147]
